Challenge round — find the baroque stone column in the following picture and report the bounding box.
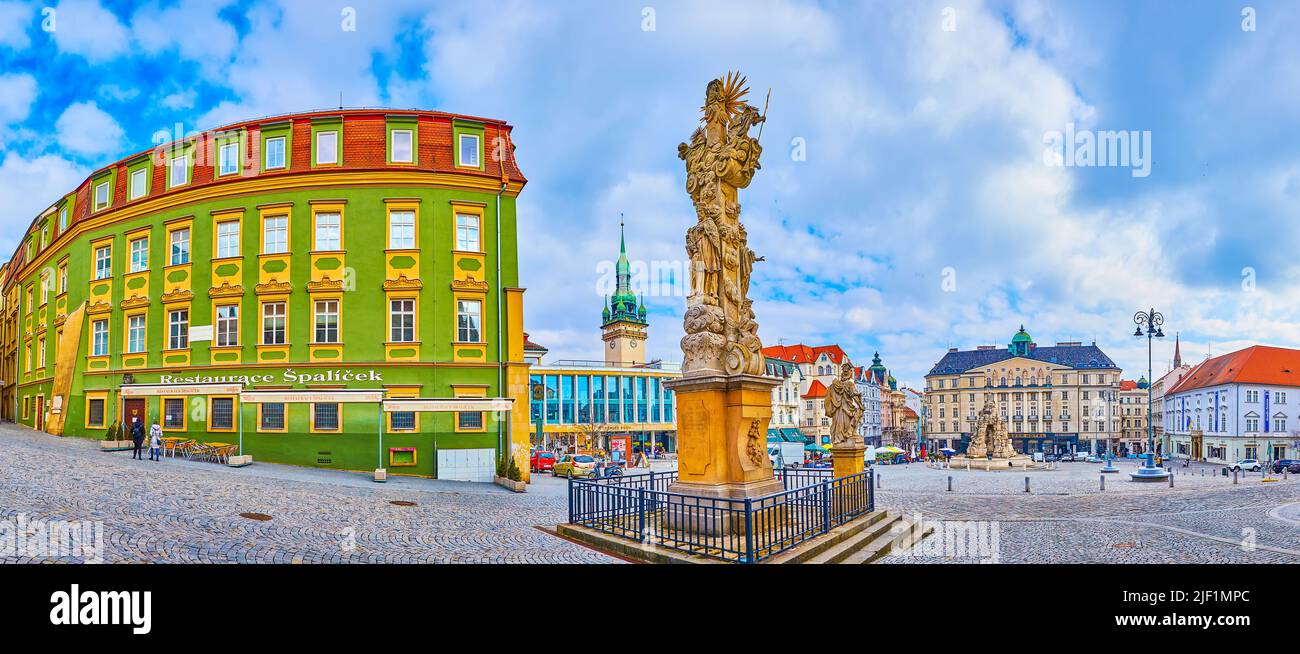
[668,73,783,505]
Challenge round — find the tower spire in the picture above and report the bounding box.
[1173,331,1182,368]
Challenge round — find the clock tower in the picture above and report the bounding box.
[601,219,648,365]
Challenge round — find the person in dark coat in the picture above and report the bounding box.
[130,417,145,460]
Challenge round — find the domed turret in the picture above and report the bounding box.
[1009,325,1034,356]
[1137,376,1149,389]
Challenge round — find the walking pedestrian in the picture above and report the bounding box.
[148,421,163,462]
[130,417,145,460]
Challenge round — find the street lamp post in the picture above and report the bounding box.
[1101,387,1119,473]
[1131,308,1171,481]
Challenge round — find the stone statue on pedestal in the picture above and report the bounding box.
[678,72,766,378]
[826,362,865,447]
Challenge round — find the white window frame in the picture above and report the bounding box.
[216,305,239,347]
[263,216,288,255]
[129,237,149,273]
[170,227,191,265]
[315,130,338,165]
[169,154,189,188]
[168,309,189,350]
[218,141,239,176]
[262,302,287,345]
[91,320,109,356]
[265,136,286,170]
[126,314,146,354]
[94,245,112,279]
[388,210,415,249]
[391,129,413,163]
[314,212,341,251]
[456,299,482,343]
[94,181,110,210]
[390,299,415,343]
[455,213,480,252]
[216,221,240,258]
[458,133,480,167]
[129,168,148,200]
[313,299,339,344]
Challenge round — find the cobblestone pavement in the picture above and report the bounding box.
[0,425,617,564]
[876,461,1300,564]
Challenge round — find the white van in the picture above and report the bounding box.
[768,442,805,469]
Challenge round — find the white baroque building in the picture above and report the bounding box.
[1164,345,1300,464]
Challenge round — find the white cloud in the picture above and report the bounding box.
[0,73,37,124]
[131,0,240,76]
[54,101,124,157]
[97,84,139,102]
[50,0,129,62]
[0,151,87,254]
[159,89,196,110]
[0,1,33,50]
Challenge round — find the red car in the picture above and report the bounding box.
[530,451,557,472]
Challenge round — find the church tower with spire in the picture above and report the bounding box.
[1173,332,1182,369]
[601,218,648,365]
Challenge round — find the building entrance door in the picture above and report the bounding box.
[1191,433,1202,461]
[123,398,146,429]
[35,395,44,431]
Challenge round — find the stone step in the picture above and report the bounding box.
[803,512,905,564]
[770,510,890,564]
[845,516,934,564]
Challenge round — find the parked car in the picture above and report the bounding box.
[1058,453,1076,462]
[530,450,557,473]
[1086,455,1104,463]
[1288,463,1300,475]
[1271,459,1300,473]
[553,454,597,478]
[1043,454,1059,462]
[1229,459,1262,472]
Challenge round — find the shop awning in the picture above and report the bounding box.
[382,397,514,413]
[767,428,784,442]
[781,428,805,442]
[240,389,385,404]
[121,382,244,397]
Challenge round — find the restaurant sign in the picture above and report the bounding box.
[155,368,384,386]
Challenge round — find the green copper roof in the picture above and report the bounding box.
[603,217,647,328]
[1011,325,1032,343]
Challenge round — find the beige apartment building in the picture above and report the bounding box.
[925,327,1122,455]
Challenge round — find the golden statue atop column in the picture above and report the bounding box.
[667,73,785,505]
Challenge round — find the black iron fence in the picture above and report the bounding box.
[567,467,875,563]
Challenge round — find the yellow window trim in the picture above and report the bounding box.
[258,205,292,255]
[310,201,346,252]
[452,292,487,345]
[207,395,238,433]
[122,308,148,357]
[84,391,109,429]
[384,385,421,432]
[309,402,343,433]
[453,385,488,433]
[385,292,418,345]
[160,395,188,432]
[211,208,244,259]
[256,402,288,433]
[384,200,420,250]
[309,294,342,345]
[259,297,290,346]
[449,201,485,253]
[212,300,241,348]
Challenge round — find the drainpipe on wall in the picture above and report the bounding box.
[495,180,507,458]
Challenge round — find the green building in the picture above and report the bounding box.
[3,109,535,481]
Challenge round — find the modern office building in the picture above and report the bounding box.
[3,108,533,482]
[527,227,678,454]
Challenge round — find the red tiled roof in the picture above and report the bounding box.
[1167,345,1300,394]
[522,332,547,352]
[1119,380,1138,391]
[803,380,828,399]
[761,343,850,365]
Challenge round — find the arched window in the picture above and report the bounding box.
[1000,377,1007,386]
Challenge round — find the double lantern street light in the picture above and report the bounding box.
[1131,308,1171,481]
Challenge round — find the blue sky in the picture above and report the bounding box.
[1,0,1298,389]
